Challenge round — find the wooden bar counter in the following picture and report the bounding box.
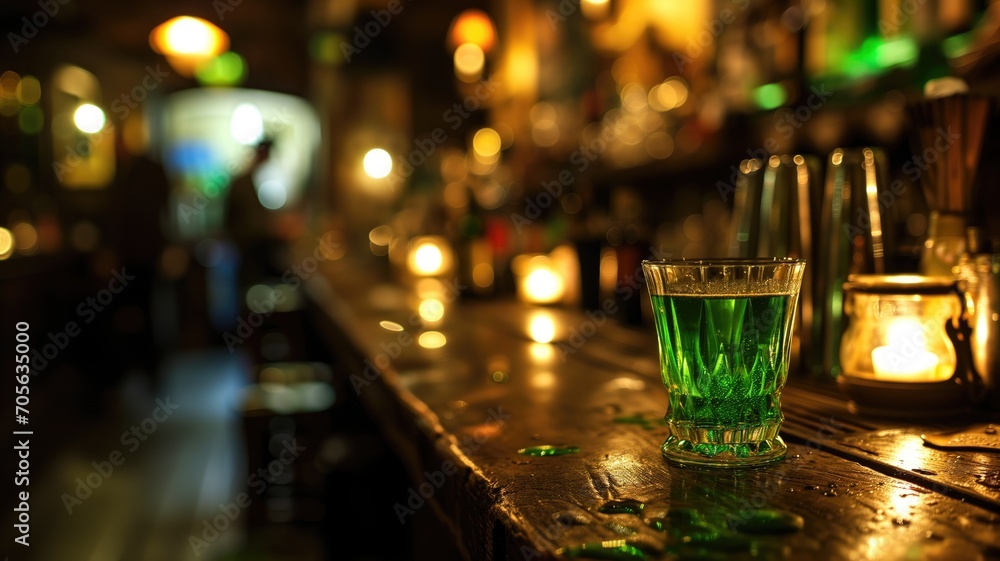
[306,258,1000,561]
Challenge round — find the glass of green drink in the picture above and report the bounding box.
[642,258,806,468]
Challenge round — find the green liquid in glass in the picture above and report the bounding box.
[651,293,795,466]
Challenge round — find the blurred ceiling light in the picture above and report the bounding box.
[453,42,485,82]
[448,9,496,52]
[150,16,228,57]
[150,16,229,76]
[230,102,264,145]
[363,148,393,179]
[0,227,13,260]
[472,127,501,164]
[73,103,106,134]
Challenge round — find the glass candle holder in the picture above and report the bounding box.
[838,275,979,417]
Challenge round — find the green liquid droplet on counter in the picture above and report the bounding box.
[598,499,645,515]
[612,414,654,430]
[734,510,804,534]
[517,445,580,456]
[557,541,647,560]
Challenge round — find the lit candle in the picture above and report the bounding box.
[870,318,944,381]
[871,346,940,381]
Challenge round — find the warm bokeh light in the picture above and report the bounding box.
[524,267,564,303]
[473,263,495,288]
[531,371,556,390]
[0,71,18,99]
[380,320,405,332]
[581,0,610,19]
[529,342,555,361]
[648,77,689,112]
[528,314,556,344]
[418,298,445,323]
[454,42,485,81]
[412,244,443,274]
[0,227,13,260]
[418,331,447,349]
[363,148,393,179]
[150,16,229,57]
[73,103,106,134]
[472,127,501,164]
[11,222,38,255]
[448,9,496,52]
[15,76,40,105]
[407,237,453,277]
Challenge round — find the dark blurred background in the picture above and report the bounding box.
[2,0,1000,559]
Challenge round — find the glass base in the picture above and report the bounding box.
[661,422,786,468]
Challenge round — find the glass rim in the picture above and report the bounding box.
[642,257,805,267]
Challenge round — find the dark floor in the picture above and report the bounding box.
[5,248,459,561]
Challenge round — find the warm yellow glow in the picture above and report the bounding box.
[581,0,610,19]
[472,127,501,164]
[649,78,689,112]
[0,71,18,99]
[529,342,555,361]
[407,237,453,277]
[413,244,443,274]
[15,76,41,105]
[14,222,40,254]
[524,267,564,303]
[418,331,447,349]
[363,148,393,179]
[870,318,947,381]
[150,16,229,57]
[73,103,106,134]
[528,314,556,344]
[531,371,556,389]
[0,227,13,260]
[473,263,494,288]
[454,42,485,81]
[379,320,405,332]
[448,9,497,52]
[418,298,445,322]
[600,248,618,295]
